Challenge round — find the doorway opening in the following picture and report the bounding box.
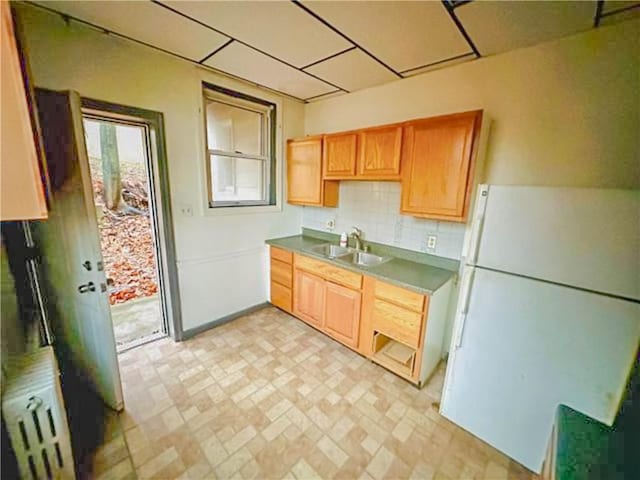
[83,115,167,351]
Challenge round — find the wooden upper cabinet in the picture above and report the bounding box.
[293,269,325,328]
[323,281,361,349]
[287,136,338,207]
[323,132,357,179]
[1,3,48,221]
[400,111,482,222]
[357,125,403,179]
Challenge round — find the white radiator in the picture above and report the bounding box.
[3,347,75,479]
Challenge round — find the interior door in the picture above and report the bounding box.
[31,89,124,410]
[441,267,640,472]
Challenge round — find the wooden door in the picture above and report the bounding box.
[323,282,361,348]
[31,89,124,410]
[400,111,481,221]
[287,137,323,205]
[357,125,403,179]
[323,132,357,178]
[293,269,325,327]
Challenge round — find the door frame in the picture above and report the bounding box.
[81,97,184,341]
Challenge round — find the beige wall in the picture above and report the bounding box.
[306,19,640,189]
[15,5,304,331]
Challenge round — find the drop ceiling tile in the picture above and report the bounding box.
[456,1,597,56]
[203,42,335,100]
[36,1,230,61]
[163,1,351,68]
[602,0,640,14]
[600,1,640,24]
[306,49,397,92]
[402,53,476,78]
[300,1,469,73]
[306,90,346,103]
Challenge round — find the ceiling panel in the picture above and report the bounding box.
[163,1,351,68]
[300,1,470,73]
[203,42,335,100]
[602,0,640,14]
[306,90,345,103]
[600,1,640,24]
[36,1,230,61]
[456,1,597,56]
[306,49,397,92]
[402,53,476,78]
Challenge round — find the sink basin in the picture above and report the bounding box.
[308,243,354,258]
[343,251,392,268]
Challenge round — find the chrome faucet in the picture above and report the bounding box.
[350,227,364,251]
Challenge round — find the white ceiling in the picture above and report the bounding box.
[300,1,471,73]
[456,1,597,56]
[33,0,640,102]
[37,1,230,61]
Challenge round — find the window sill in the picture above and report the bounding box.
[203,204,283,216]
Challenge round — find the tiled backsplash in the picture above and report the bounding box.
[302,181,466,259]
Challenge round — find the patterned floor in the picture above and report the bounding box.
[92,307,538,479]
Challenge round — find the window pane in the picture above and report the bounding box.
[206,101,263,156]
[210,155,265,203]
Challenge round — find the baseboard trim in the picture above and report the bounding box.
[180,302,270,340]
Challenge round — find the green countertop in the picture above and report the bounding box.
[555,405,615,480]
[266,231,458,295]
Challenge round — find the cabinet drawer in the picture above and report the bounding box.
[375,281,425,313]
[372,299,423,349]
[294,254,362,290]
[270,246,293,264]
[270,281,292,312]
[271,258,292,288]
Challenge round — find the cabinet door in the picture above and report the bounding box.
[357,125,402,179]
[323,132,357,178]
[400,111,481,221]
[293,269,325,327]
[287,137,322,205]
[323,282,361,348]
[1,3,48,220]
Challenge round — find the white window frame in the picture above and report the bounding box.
[203,84,276,208]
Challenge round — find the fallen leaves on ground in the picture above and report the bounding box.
[90,157,159,305]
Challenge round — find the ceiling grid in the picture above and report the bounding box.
[27,0,640,103]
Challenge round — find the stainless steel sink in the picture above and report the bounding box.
[307,243,354,258]
[342,251,392,268]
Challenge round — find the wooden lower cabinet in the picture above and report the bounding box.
[293,269,325,327]
[323,282,361,348]
[270,249,452,387]
[269,246,293,313]
[270,281,292,312]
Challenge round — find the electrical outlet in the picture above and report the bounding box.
[180,204,193,217]
[427,235,437,249]
[326,218,335,230]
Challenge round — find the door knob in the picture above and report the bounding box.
[78,282,96,294]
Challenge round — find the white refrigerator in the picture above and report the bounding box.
[440,185,640,473]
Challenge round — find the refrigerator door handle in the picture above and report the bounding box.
[466,184,489,266]
[469,215,485,265]
[454,268,476,349]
